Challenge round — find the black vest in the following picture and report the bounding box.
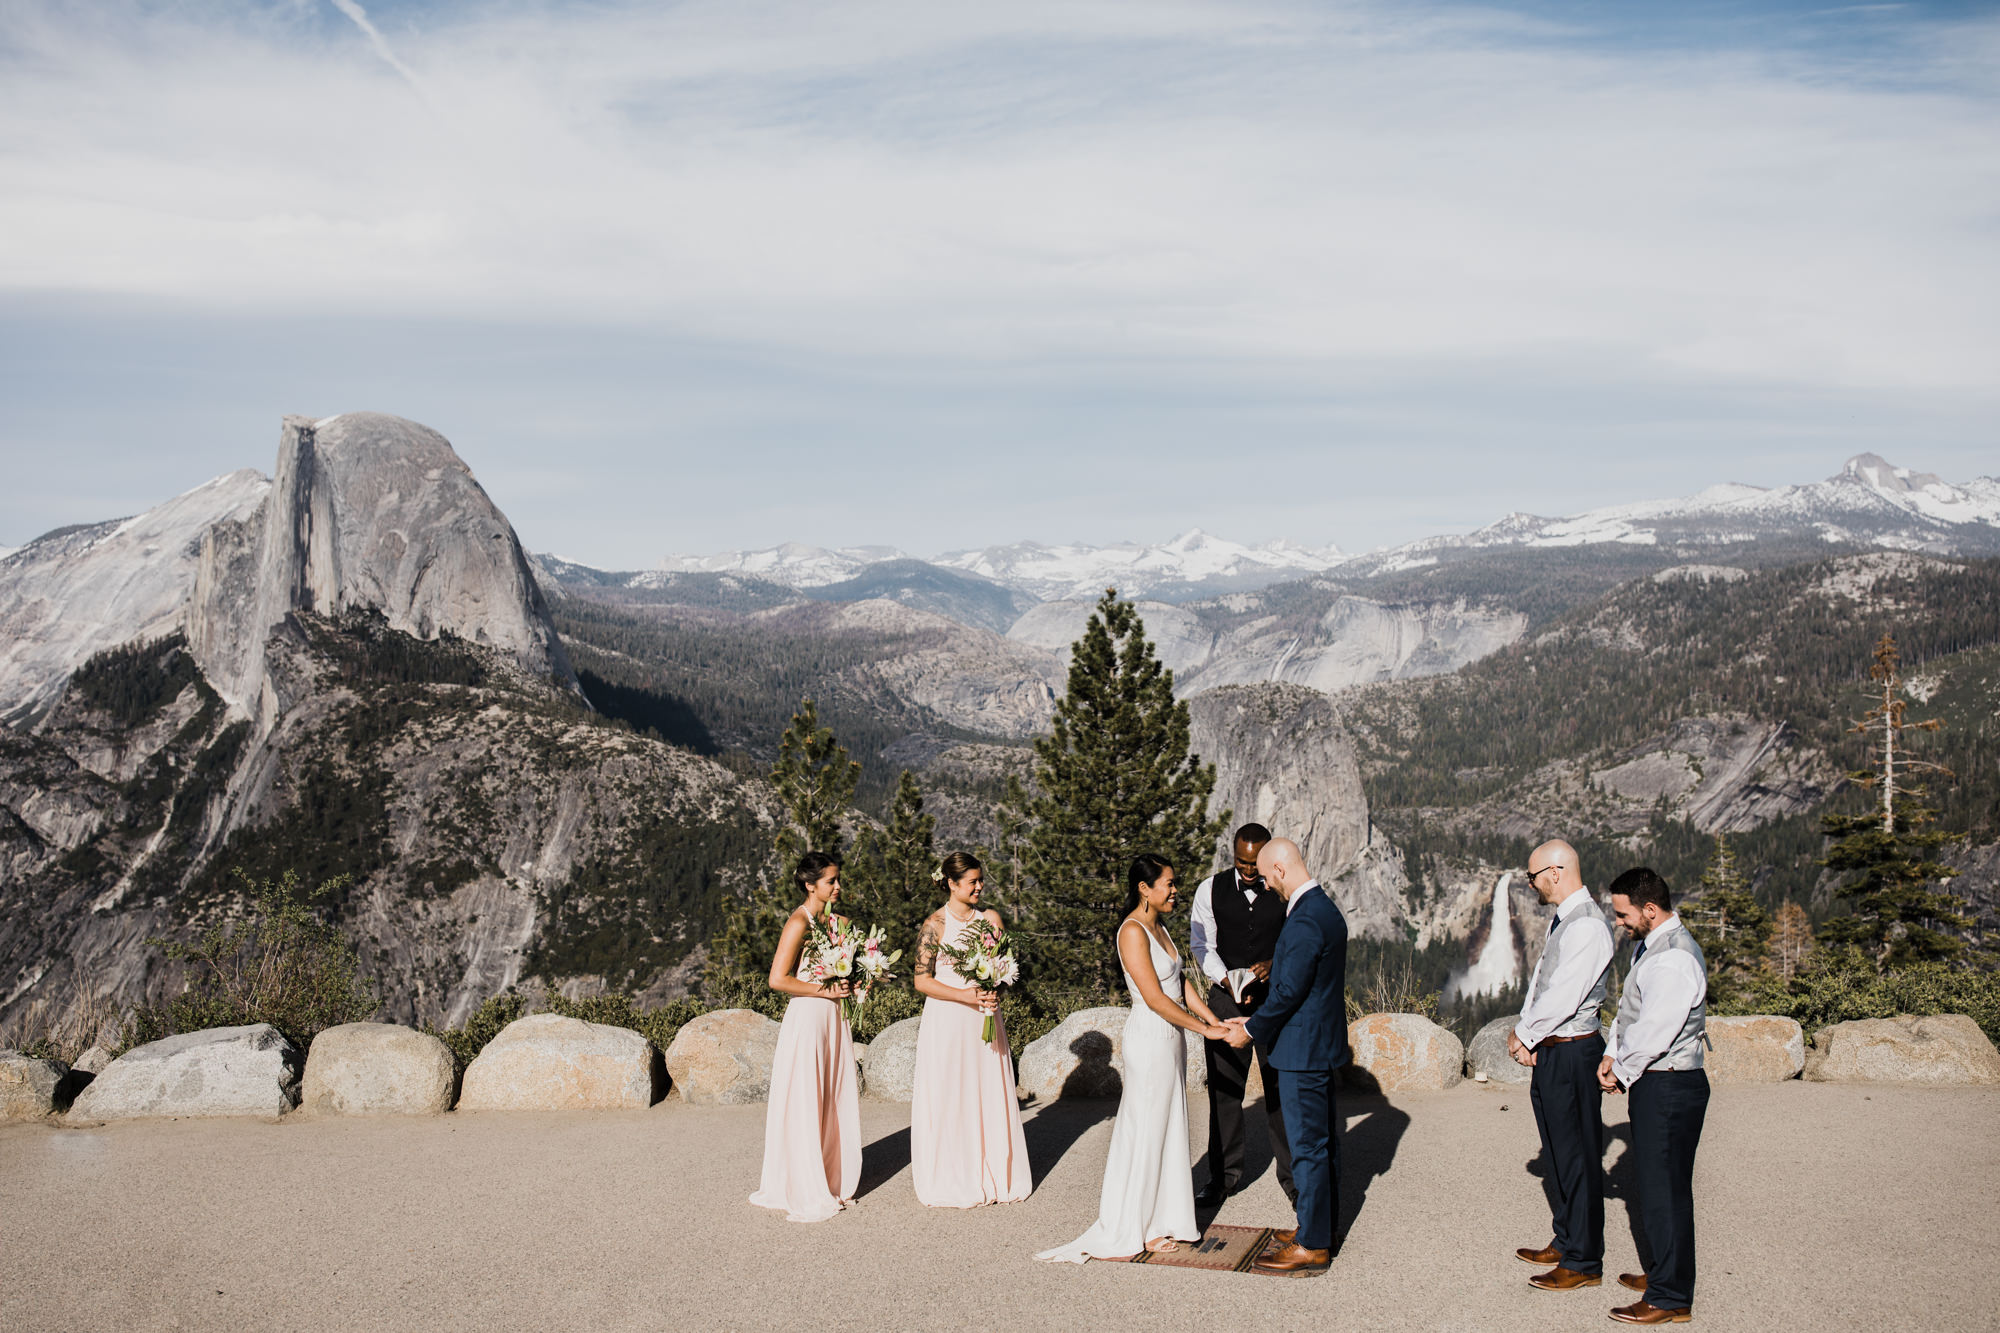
[1210,868,1285,968]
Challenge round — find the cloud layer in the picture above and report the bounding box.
[1,1,1996,560]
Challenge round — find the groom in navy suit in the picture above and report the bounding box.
[1223,837,1349,1277]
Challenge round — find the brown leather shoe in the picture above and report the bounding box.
[1529,1266,1603,1290]
[1609,1300,1691,1324]
[1264,1228,1296,1250]
[1517,1243,1561,1266]
[1251,1241,1332,1277]
[1619,1274,1649,1293]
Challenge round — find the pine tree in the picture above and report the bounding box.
[843,769,937,962]
[1818,636,1971,968]
[1767,901,1815,980]
[707,699,860,987]
[1003,589,1228,997]
[1683,834,1770,989]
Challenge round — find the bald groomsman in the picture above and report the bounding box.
[1509,839,1616,1293]
[1600,867,1710,1327]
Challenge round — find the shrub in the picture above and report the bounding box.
[1718,947,2000,1043]
[1345,956,1443,1024]
[546,991,706,1054]
[127,869,375,1050]
[426,993,531,1075]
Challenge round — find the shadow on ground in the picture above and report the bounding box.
[1022,1099,1118,1182]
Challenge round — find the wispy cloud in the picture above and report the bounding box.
[324,0,427,95]
[0,2,1995,560]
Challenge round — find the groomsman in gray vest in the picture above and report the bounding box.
[1508,839,1615,1292]
[1599,866,1710,1326]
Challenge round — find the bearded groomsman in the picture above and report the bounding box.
[1600,867,1710,1327]
[1188,822,1294,1208]
[1509,839,1616,1293]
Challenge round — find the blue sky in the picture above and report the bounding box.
[2,0,1996,566]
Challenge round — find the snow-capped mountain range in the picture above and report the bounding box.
[1341,453,2000,576]
[637,453,1999,599]
[648,530,1345,602]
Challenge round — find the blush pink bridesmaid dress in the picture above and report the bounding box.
[749,959,861,1223]
[910,908,1033,1207]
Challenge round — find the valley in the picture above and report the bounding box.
[2,414,1996,1045]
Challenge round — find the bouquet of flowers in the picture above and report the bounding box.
[936,918,1019,1043]
[803,913,900,1027]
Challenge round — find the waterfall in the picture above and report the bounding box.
[1447,871,1519,1000]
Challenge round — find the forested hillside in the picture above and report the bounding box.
[1346,553,2000,917]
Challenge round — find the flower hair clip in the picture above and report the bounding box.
[930,865,945,883]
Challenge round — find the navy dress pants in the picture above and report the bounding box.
[1529,1034,1605,1274]
[1277,1068,1341,1251]
[1628,1068,1709,1310]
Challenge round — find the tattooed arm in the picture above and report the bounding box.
[912,910,990,1010]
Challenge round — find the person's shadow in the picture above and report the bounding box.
[1337,1091,1411,1242]
[1021,1030,1122,1180]
[1522,1116,1648,1264]
[856,1126,911,1199]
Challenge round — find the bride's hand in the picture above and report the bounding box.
[1202,1022,1230,1040]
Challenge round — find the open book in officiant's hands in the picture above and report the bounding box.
[1225,968,1260,1004]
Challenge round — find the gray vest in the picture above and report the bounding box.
[1529,894,1613,1038]
[1613,922,1709,1072]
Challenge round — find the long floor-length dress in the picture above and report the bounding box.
[1035,926,1200,1261]
[748,953,861,1223]
[910,909,1034,1207]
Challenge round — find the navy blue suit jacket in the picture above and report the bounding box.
[1245,885,1350,1072]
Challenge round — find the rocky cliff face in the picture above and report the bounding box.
[1188,683,1407,941]
[0,415,766,1047]
[1010,594,1526,696]
[0,472,271,725]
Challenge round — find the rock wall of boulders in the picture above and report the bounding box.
[6,1009,1997,1126]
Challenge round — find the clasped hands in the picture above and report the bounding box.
[1595,1055,1624,1093]
[1212,1017,1253,1048]
[1506,1031,1537,1068]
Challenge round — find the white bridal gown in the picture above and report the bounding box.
[1035,926,1200,1262]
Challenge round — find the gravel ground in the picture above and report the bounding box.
[3,1081,1994,1332]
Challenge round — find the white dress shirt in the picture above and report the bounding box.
[1607,915,1708,1087]
[1189,871,1273,986]
[1513,886,1615,1049]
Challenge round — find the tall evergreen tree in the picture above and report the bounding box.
[1003,589,1228,997]
[1683,834,1770,991]
[1818,636,1971,968]
[843,769,937,962]
[707,699,860,986]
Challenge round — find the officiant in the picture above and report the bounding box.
[1189,822,1294,1207]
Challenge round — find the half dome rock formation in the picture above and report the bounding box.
[189,413,574,727]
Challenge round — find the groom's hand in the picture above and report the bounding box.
[1221,1018,1253,1049]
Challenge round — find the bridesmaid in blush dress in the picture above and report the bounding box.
[910,851,1033,1208]
[748,850,862,1223]
[1037,853,1232,1262]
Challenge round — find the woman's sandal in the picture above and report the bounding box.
[1144,1237,1181,1254]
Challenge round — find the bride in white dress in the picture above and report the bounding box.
[1037,853,1236,1262]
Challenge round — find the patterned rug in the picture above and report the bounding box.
[1109,1224,1277,1272]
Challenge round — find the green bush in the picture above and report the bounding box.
[127,869,375,1051]
[426,992,531,1075]
[1718,948,2000,1044]
[546,991,707,1054]
[849,985,922,1044]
